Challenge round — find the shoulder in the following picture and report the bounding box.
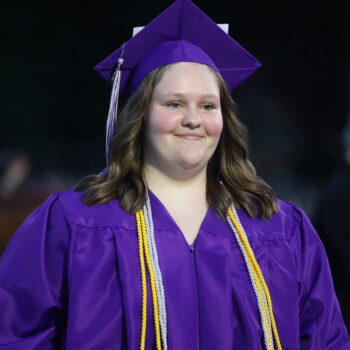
[238,199,314,242]
[275,198,311,234]
[50,188,135,230]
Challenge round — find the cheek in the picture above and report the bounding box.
[148,112,179,134]
[204,115,223,137]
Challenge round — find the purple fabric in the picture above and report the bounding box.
[0,189,349,349]
[129,40,220,96]
[94,0,262,95]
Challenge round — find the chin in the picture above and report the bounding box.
[175,149,215,168]
[176,156,209,171]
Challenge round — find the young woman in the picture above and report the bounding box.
[0,0,349,349]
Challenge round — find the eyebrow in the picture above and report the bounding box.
[163,92,219,99]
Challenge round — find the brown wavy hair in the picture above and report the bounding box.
[76,63,278,219]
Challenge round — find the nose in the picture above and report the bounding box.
[181,107,201,129]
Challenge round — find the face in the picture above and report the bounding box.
[143,62,223,177]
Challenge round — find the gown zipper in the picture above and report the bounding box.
[190,243,200,350]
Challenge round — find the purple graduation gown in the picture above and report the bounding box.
[0,189,349,349]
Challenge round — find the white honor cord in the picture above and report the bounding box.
[227,205,274,350]
[144,197,168,350]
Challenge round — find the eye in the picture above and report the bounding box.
[167,101,182,108]
[202,103,216,111]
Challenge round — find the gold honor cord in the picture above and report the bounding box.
[227,211,274,349]
[136,210,163,350]
[228,207,283,350]
[136,211,148,350]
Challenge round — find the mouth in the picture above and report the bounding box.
[175,133,204,141]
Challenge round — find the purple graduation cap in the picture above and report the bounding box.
[94,0,262,171]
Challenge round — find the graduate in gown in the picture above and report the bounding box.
[0,0,349,349]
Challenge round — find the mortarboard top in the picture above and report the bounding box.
[94,0,262,97]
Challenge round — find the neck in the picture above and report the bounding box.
[144,163,207,202]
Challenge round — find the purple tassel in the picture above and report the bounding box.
[100,46,125,176]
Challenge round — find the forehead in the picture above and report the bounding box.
[154,62,220,97]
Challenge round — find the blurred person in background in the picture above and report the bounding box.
[0,149,32,254]
[0,149,69,254]
[314,116,350,331]
[0,149,31,200]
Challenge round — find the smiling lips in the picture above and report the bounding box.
[176,133,204,140]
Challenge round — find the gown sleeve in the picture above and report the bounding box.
[0,193,70,349]
[290,204,350,349]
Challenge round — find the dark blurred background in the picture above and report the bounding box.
[1,0,349,327]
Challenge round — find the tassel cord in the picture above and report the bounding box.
[104,43,125,170]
